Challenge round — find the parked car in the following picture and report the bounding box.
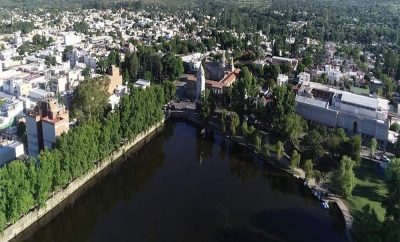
[382,155,390,163]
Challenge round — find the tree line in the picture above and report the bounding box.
[0,81,174,231]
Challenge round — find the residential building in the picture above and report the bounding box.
[277,74,289,86]
[26,98,69,157]
[133,79,151,89]
[0,96,24,130]
[106,65,123,94]
[298,72,310,84]
[0,139,24,166]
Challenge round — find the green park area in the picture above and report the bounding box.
[347,159,387,221]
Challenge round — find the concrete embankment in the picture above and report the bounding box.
[1,118,166,242]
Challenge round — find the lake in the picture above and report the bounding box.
[19,121,345,242]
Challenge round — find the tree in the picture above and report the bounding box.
[390,123,400,133]
[276,141,284,160]
[220,110,227,134]
[248,125,256,144]
[290,150,301,172]
[4,160,34,223]
[82,67,91,79]
[301,130,325,162]
[333,156,356,197]
[241,121,249,137]
[352,204,383,242]
[71,76,110,123]
[163,81,176,103]
[304,159,314,182]
[162,52,183,81]
[45,56,56,67]
[313,170,322,185]
[73,21,89,34]
[230,73,258,120]
[36,150,55,207]
[32,34,41,45]
[383,158,400,222]
[199,89,216,124]
[344,135,362,163]
[96,59,108,74]
[370,138,377,158]
[384,48,398,76]
[255,134,262,152]
[262,143,271,157]
[230,113,240,137]
[265,85,296,130]
[129,52,139,80]
[123,69,130,83]
[284,114,306,148]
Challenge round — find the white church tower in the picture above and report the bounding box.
[196,64,205,100]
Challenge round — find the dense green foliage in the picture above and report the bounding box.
[352,204,382,242]
[290,150,300,172]
[303,159,313,182]
[352,158,400,242]
[0,82,173,231]
[71,76,110,122]
[0,21,34,34]
[73,21,89,34]
[332,156,356,197]
[199,89,216,124]
[383,158,400,222]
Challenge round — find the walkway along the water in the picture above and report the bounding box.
[0,118,167,242]
[170,108,353,242]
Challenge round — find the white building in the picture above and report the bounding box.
[277,74,289,86]
[0,97,24,130]
[0,139,25,166]
[50,75,68,93]
[296,82,390,144]
[63,32,82,46]
[298,72,310,84]
[109,85,129,110]
[133,79,151,89]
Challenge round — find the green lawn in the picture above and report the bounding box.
[347,159,387,221]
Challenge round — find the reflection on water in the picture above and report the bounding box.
[21,121,345,242]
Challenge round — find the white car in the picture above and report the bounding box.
[382,155,390,163]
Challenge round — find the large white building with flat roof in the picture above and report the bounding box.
[296,81,390,144]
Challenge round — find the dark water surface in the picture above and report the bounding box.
[22,121,345,242]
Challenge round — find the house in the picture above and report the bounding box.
[277,74,289,86]
[298,72,310,84]
[133,79,151,89]
[106,65,123,94]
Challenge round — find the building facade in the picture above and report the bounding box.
[26,98,69,157]
[296,82,390,144]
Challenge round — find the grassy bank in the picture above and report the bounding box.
[346,159,387,221]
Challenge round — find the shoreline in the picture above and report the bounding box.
[2,111,352,242]
[1,118,167,242]
[171,110,353,242]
